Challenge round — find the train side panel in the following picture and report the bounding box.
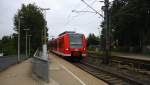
[49,32,87,61]
[63,34,71,56]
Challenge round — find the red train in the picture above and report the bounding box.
[48,31,87,60]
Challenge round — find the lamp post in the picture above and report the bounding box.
[40,8,50,59]
[23,29,29,57]
[17,15,21,63]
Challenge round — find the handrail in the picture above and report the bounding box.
[33,48,48,61]
[34,48,40,57]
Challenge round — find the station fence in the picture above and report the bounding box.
[32,49,49,82]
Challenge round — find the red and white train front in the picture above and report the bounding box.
[49,31,86,60]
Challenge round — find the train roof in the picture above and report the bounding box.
[49,31,85,42]
[59,31,76,36]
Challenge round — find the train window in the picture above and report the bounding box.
[69,34,83,48]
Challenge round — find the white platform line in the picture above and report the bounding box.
[60,64,87,85]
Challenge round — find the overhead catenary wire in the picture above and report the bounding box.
[64,1,84,27]
[64,0,103,29]
[81,0,104,18]
[70,0,104,26]
[79,0,98,11]
[69,0,98,18]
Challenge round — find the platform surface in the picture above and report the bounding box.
[0,53,108,85]
[112,52,150,61]
[0,58,58,85]
[49,53,108,85]
[0,59,42,85]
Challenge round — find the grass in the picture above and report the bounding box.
[87,50,104,56]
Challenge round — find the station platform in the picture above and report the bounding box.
[49,53,108,85]
[112,52,150,61]
[0,53,108,85]
[0,59,41,85]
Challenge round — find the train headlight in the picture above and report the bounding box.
[65,48,69,51]
[83,48,86,51]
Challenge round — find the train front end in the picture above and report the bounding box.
[64,33,87,60]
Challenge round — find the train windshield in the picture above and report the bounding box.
[69,34,83,48]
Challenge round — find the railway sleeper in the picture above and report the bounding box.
[105,78,122,82]
[104,77,118,81]
[100,76,115,79]
[94,73,107,76]
[137,69,150,75]
[97,75,111,78]
[109,80,124,84]
[119,65,131,69]
[114,82,128,85]
[108,78,123,83]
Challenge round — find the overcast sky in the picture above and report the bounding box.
[0,0,108,39]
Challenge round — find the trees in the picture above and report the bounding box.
[87,33,100,47]
[13,4,48,54]
[0,35,17,55]
[101,0,150,52]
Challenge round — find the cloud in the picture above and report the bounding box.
[0,0,106,39]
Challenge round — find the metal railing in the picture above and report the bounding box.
[32,49,49,82]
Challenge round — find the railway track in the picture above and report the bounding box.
[74,53,150,85]
[88,52,150,71]
[87,53,150,75]
[75,63,130,85]
[75,61,146,85]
